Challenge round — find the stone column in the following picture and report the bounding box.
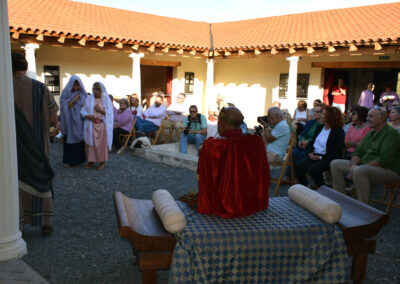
[286,56,300,114]
[22,43,39,80]
[129,52,144,101]
[0,0,27,261]
[204,58,215,113]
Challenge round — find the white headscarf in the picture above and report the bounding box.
[81,82,114,150]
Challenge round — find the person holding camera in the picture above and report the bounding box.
[179,105,207,155]
[260,107,290,164]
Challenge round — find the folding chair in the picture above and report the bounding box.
[271,136,295,195]
[369,181,400,213]
[151,119,166,145]
[118,118,137,154]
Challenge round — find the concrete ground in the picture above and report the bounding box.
[16,143,400,283]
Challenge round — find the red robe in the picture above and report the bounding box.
[197,129,270,218]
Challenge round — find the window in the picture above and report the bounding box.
[278,73,310,99]
[184,72,194,94]
[44,66,60,95]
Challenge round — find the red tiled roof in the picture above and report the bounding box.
[212,2,400,50]
[8,0,210,49]
[8,0,400,51]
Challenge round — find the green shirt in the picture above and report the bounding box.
[300,121,319,142]
[353,125,400,174]
[183,114,207,132]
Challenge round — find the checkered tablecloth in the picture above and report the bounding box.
[169,197,351,283]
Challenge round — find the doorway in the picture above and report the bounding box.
[323,68,400,110]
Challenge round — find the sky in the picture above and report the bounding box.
[74,0,397,22]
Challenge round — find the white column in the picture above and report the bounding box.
[0,0,27,261]
[204,59,215,113]
[286,56,300,114]
[129,52,144,101]
[22,43,39,80]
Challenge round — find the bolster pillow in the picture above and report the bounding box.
[152,189,187,233]
[288,184,342,224]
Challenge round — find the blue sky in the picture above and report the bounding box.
[74,0,396,22]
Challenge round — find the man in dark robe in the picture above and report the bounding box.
[197,107,270,218]
[12,51,59,235]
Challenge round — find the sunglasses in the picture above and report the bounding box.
[373,105,386,116]
[189,110,197,113]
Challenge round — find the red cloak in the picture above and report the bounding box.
[197,130,270,218]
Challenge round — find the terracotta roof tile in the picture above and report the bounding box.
[8,0,400,50]
[8,0,210,48]
[212,2,400,49]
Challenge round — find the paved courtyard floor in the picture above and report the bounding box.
[15,143,400,283]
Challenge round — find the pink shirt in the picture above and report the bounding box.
[345,125,371,152]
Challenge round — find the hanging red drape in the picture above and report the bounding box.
[166,67,173,105]
[323,69,336,105]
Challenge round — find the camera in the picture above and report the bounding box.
[183,126,190,135]
[254,125,264,136]
[257,115,269,124]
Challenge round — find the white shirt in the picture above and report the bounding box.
[130,105,143,119]
[313,127,331,155]
[294,109,308,125]
[166,102,187,122]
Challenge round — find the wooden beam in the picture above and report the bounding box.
[140,59,181,67]
[312,61,400,69]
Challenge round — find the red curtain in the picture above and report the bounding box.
[323,69,336,105]
[166,67,173,104]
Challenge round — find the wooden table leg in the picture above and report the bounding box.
[351,253,368,284]
[142,269,157,284]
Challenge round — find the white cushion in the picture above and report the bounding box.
[288,184,342,224]
[152,189,187,233]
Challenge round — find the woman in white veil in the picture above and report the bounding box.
[81,82,113,170]
[59,75,87,167]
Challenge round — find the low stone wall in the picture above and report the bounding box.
[132,143,198,171]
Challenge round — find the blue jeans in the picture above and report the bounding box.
[135,117,159,133]
[179,133,205,155]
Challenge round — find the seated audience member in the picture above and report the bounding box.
[331,107,400,203]
[179,105,207,155]
[296,106,344,187]
[112,98,133,151]
[358,83,375,109]
[379,85,399,111]
[281,110,296,139]
[164,93,187,141]
[308,99,322,120]
[260,107,290,164]
[128,93,143,119]
[135,95,166,133]
[342,108,353,134]
[207,94,228,137]
[197,107,270,218]
[292,103,323,168]
[344,106,371,159]
[272,101,281,108]
[389,106,400,132]
[293,100,309,137]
